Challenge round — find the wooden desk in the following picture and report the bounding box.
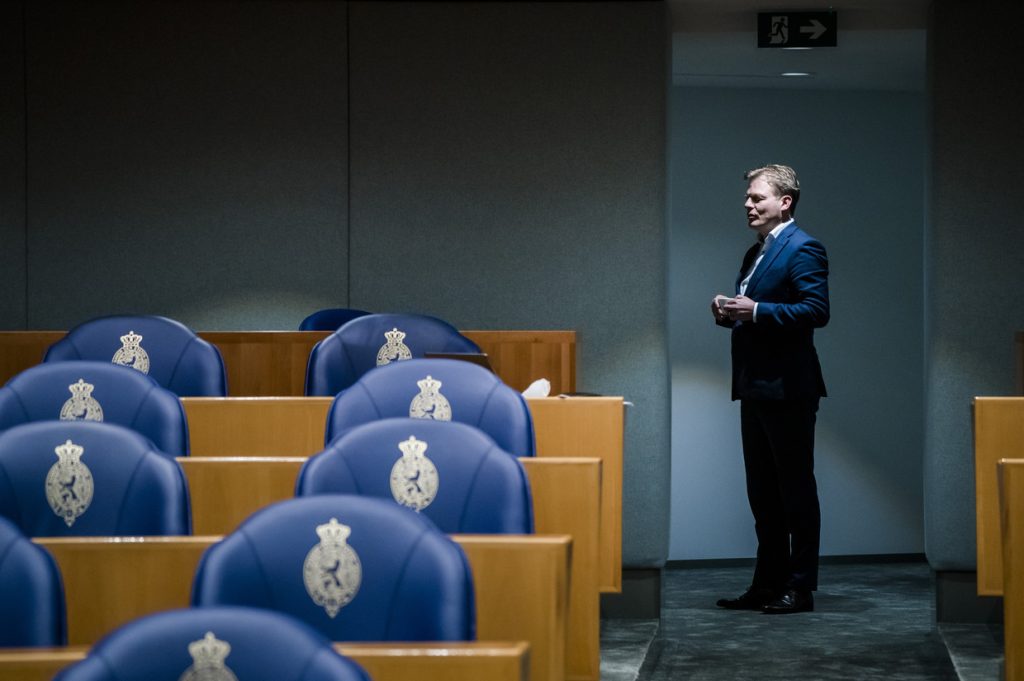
[176,455,600,681]
[528,396,624,594]
[462,330,576,394]
[181,395,624,596]
[1000,459,1024,681]
[0,642,529,681]
[0,330,576,397]
[973,397,1024,595]
[0,331,64,386]
[31,534,568,681]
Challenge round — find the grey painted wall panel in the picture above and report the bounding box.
[925,2,1024,571]
[670,87,926,559]
[23,1,349,330]
[349,1,670,566]
[0,2,27,328]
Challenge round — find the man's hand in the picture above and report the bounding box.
[711,295,731,324]
[723,295,756,322]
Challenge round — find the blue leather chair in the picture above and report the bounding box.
[192,495,475,642]
[0,361,189,458]
[44,315,227,397]
[305,313,481,396]
[325,358,536,457]
[54,606,370,681]
[0,516,66,646]
[297,418,533,533]
[0,421,190,536]
[299,307,371,331]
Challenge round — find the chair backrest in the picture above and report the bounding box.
[44,315,227,396]
[53,606,371,681]
[192,495,475,642]
[325,358,536,456]
[0,421,191,536]
[0,515,66,646]
[298,418,533,533]
[305,313,481,395]
[299,307,371,331]
[0,361,189,457]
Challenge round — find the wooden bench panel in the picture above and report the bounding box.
[197,331,328,397]
[30,535,567,681]
[973,397,1024,595]
[455,535,569,681]
[33,537,215,646]
[528,396,623,593]
[1000,459,1024,681]
[182,397,332,457]
[0,329,576,398]
[177,457,305,535]
[523,457,601,681]
[0,642,529,681]
[0,331,64,386]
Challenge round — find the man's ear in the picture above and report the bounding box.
[780,194,793,212]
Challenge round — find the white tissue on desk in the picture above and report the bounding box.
[521,378,551,398]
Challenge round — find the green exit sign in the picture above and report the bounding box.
[758,12,837,48]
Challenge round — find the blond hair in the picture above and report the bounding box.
[745,164,800,215]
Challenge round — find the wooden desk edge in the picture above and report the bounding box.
[973,399,1024,596]
[335,641,530,657]
[33,535,223,546]
[0,642,529,675]
[451,534,572,547]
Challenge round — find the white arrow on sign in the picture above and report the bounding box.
[800,19,827,40]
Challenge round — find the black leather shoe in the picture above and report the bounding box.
[716,587,776,610]
[762,588,814,614]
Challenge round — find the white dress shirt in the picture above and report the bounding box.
[739,219,792,321]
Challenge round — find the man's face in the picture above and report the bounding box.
[744,177,791,235]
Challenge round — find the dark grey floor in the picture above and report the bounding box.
[600,562,1005,681]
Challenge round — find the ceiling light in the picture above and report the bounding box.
[780,72,814,77]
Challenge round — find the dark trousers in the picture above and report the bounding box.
[740,398,821,592]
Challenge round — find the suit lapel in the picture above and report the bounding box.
[736,242,761,293]
[744,223,797,296]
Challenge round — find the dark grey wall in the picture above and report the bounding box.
[669,86,926,559]
[22,0,349,330]
[0,3,26,326]
[0,1,670,568]
[925,2,1024,571]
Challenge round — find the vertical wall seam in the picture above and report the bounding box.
[21,0,29,328]
[345,1,352,307]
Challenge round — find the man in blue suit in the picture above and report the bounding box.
[711,164,829,614]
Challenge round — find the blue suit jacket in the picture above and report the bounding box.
[728,222,829,401]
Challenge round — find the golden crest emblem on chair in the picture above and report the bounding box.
[45,439,94,527]
[390,435,440,512]
[179,631,239,681]
[376,327,413,366]
[59,379,104,422]
[302,518,362,618]
[409,375,452,421]
[112,330,150,374]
